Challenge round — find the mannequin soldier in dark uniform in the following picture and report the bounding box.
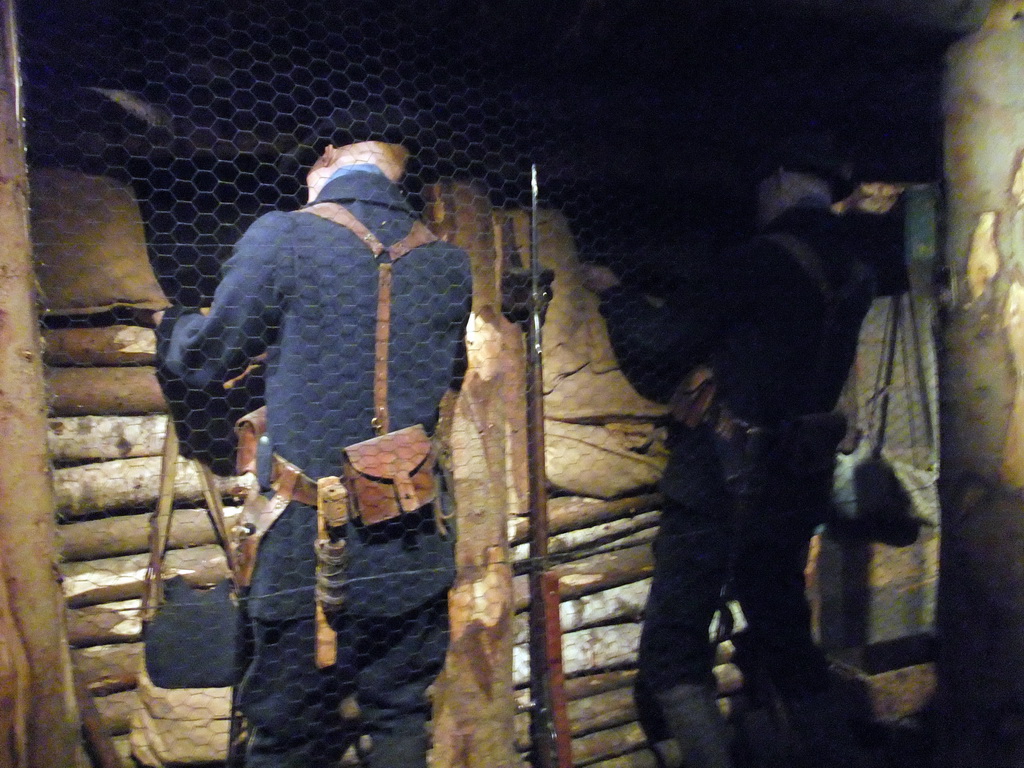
[583,133,905,768]
[153,140,472,768]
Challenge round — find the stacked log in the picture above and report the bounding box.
[506,496,748,766]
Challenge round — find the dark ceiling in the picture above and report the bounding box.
[19,0,968,189]
[17,0,980,298]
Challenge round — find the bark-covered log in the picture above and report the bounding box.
[61,545,229,607]
[713,663,744,696]
[0,550,32,768]
[67,600,142,648]
[512,580,651,645]
[111,735,132,768]
[43,326,156,367]
[425,180,522,768]
[46,366,167,416]
[513,543,654,612]
[564,670,636,702]
[74,669,125,768]
[515,685,637,749]
[515,629,741,698]
[48,415,168,462]
[562,685,638,738]
[515,668,743,756]
[937,12,1024,764]
[0,15,81,764]
[508,494,663,547]
[586,750,658,768]
[84,674,137,699]
[715,639,736,666]
[512,669,636,722]
[59,507,240,562]
[91,689,138,736]
[511,511,659,563]
[72,644,143,692]
[53,456,246,518]
[568,720,647,766]
[514,622,641,687]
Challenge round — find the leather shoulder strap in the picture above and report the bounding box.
[387,220,438,261]
[758,231,833,303]
[757,230,844,417]
[301,202,438,263]
[300,202,440,433]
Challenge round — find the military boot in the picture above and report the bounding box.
[655,683,734,768]
[785,688,865,768]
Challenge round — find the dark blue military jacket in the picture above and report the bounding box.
[156,170,472,620]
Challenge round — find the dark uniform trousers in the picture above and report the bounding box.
[637,423,832,706]
[239,499,452,768]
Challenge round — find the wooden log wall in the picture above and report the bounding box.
[43,323,245,766]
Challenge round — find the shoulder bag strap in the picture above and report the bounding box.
[142,422,180,619]
[758,230,844,415]
[302,202,438,434]
[758,231,835,303]
[142,424,237,618]
[869,295,902,459]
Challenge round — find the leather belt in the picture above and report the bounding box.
[271,454,319,508]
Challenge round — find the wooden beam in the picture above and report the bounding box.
[58,506,240,562]
[46,367,167,416]
[48,415,168,463]
[0,4,81,765]
[42,326,156,367]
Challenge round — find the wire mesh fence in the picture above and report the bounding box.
[19,2,938,766]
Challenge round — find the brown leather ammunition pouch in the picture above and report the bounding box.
[235,405,267,476]
[230,486,273,591]
[341,424,438,526]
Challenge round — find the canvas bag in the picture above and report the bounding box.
[131,425,240,766]
[830,295,922,547]
[30,168,170,315]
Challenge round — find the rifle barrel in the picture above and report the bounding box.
[525,165,572,768]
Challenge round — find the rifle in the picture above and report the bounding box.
[524,165,573,768]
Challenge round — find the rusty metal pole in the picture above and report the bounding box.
[525,166,572,768]
[938,4,1024,766]
[0,1,83,766]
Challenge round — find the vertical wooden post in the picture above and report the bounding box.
[938,3,1024,765]
[426,181,522,768]
[0,2,83,766]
